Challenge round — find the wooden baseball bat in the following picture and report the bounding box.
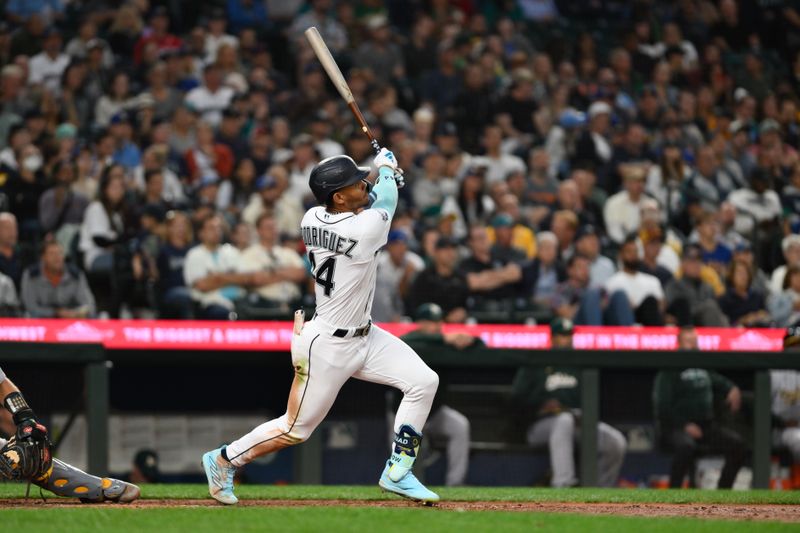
[304,26,381,155]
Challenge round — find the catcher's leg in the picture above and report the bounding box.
[36,458,140,503]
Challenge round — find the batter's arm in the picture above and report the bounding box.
[370,166,398,218]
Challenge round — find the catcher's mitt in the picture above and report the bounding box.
[0,422,52,481]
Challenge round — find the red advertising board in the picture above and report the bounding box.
[0,319,786,352]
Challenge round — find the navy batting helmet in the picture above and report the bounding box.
[309,155,370,205]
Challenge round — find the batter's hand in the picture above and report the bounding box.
[374,148,398,172]
[393,167,405,189]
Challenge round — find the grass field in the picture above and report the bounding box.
[1,484,799,532]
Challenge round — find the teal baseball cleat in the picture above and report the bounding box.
[378,460,440,504]
[202,447,238,505]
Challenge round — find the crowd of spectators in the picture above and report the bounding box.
[0,0,799,325]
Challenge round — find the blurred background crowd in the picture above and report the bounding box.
[0,0,799,326]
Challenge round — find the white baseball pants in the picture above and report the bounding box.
[225,319,439,466]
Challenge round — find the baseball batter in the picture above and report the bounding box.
[203,148,440,504]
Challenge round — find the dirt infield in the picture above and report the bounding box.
[1,498,799,522]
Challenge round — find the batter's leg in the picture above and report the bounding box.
[226,325,357,465]
[203,322,361,505]
[353,326,439,502]
[353,326,438,433]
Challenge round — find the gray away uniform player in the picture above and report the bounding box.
[202,148,441,504]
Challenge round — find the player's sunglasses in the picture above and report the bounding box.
[361,178,372,194]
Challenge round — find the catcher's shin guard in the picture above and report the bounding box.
[36,458,140,503]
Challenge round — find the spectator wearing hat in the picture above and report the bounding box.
[133,6,182,65]
[458,223,523,310]
[665,244,729,327]
[605,235,665,325]
[574,224,615,289]
[603,164,650,245]
[373,229,425,322]
[65,20,113,67]
[574,101,614,188]
[238,212,307,311]
[512,317,627,487]
[28,28,68,94]
[551,254,634,326]
[185,64,234,128]
[353,15,403,81]
[718,260,770,327]
[406,236,470,323]
[130,449,160,484]
[109,111,142,171]
[241,166,303,239]
[400,302,475,486]
[472,124,526,185]
[204,8,238,64]
[487,194,537,259]
[754,118,797,180]
[770,234,800,296]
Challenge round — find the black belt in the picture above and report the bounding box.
[333,321,372,338]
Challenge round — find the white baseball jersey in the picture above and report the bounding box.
[300,205,391,328]
[224,161,439,471]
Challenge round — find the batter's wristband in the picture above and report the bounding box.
[3,392,36,426]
